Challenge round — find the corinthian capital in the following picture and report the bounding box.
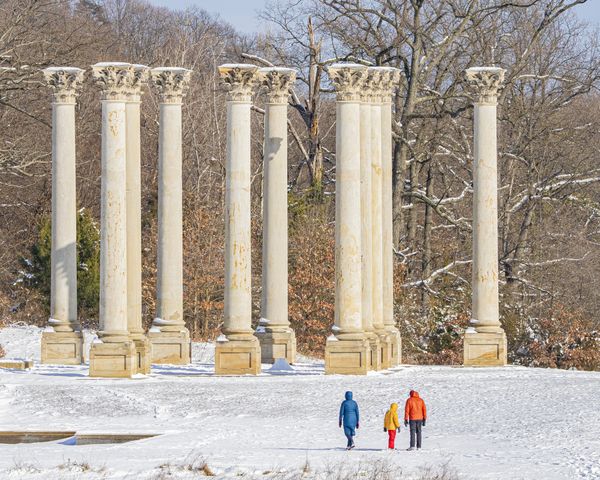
[42,67,85,104]
[150,67,192,104]
[218,64,258,102]
[378,67,400,104]
[328,63,368,102]
[91,62,134,101]
[126,64,150,101]
[465,67,506,106]
[258,67,296,104]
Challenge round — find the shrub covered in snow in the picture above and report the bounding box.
[512,304,600,371]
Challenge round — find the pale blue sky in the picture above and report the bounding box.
[147,0,600,33]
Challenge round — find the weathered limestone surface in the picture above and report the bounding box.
[148,67,193,365]
[126,64,151,373]
[368,68,390,369]
[256,67,297,364]
[360,73,380,371]
[89,62,137,378]
[41,67,85,365]
[215,64,261,375]
[0,359,34,370]
[463,66,507,367]
[380,67,402,367]
[325,63,370,375]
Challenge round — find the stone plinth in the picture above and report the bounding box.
[131,334,152,374]
[215,336,261,375]
[325,336,371,375]
[41,331,83,365]
[464,330,507,366]
[0,359,34,370]
[257,327,296,365]
[366,333,381,371]
[147,328,190,364]
[89,340,137,378]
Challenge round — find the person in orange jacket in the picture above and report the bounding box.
[383,403,401,449]
[404,390,427,450]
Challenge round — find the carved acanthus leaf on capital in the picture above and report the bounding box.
[218,64,258,102]
[328,64,368,102]
[465,67,506,105]
[127,64,150,100]
[379,67,400,103]
[91,63,135,101]
[258,67,296,104]
[150,67,192,104]
[42,67,85,104]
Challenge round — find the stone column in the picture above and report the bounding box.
[325,63,370,375]
[360,72,380,371]
[125,64,152,373]
[463,66,507,366]
[215,64,261,375]
[255,67,297,364]
[41,67,85,365]
[148,67,192,365]
[369,68,389,368]
[89,62,137,377]
[380,67,402,367]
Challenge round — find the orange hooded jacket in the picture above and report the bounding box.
[404,390,427,421]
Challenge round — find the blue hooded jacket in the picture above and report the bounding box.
[339,391,359,428]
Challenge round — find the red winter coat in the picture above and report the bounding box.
[404,390,427,421]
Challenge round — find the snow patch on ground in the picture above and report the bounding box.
[0,324,599,479]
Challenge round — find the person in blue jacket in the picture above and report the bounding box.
[338,391,360,450]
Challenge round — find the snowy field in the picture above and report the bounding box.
[0,325,599,479]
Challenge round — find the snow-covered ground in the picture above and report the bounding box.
[0,325,599,479]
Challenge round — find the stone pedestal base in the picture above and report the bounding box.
[131,335,152,374]
[256,328,296,364]
[215,336,261,375]
[148,329,191,365]
[41,331,83,365]
[463,330,507,366]
[89,341,137,378]
[325,337,370,375]
[377,332,392,370]
[366,334,381,371]
[387,328,402,367]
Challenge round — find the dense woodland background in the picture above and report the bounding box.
[0,0,599,369]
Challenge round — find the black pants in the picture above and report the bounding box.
[409,420,423,448]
